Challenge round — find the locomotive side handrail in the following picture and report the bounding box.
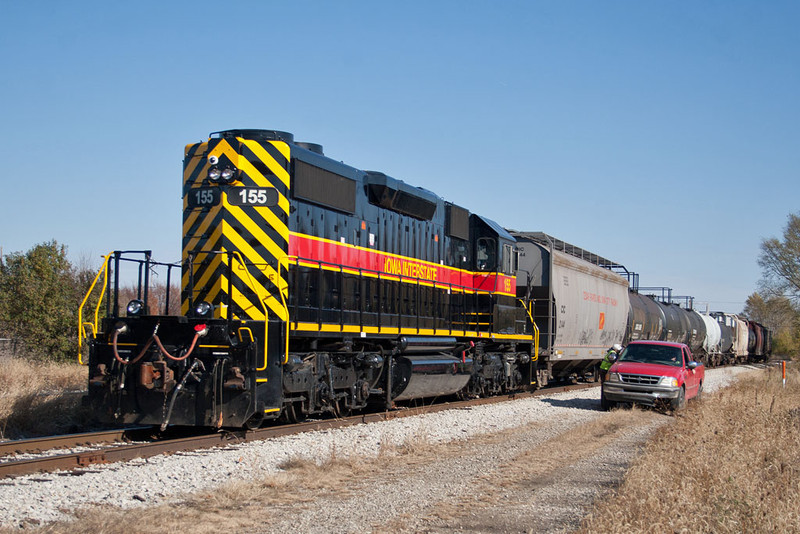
[287,255,500,337]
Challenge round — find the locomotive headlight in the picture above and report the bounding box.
[220,167,235,183]
[194,300,213,318]
[659,376,679,388]
[126,299,145,317]
[208,167,221,182]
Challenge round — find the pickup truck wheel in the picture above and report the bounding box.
[671,386,686,411]
[600,393,614,411]
[695,382,703,401]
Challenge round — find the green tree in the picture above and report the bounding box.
[0,241,94,361]
[743,292,799,356]
[758,213,800,303]
[755,212,800,358]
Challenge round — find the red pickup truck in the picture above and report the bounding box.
[601,340,705,411]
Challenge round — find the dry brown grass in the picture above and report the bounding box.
[0,356,88,439]
[579,365,800,533]
[18,448,379,534]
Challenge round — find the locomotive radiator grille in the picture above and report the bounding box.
[618,373,660,385]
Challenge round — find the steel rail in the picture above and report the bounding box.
[0,427,155,457]
[0,382,596,479]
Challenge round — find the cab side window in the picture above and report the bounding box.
[502,243,514,274]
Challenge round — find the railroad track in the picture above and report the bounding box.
[0,382,596,479]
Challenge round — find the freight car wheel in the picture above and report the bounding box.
[590,366,600,383]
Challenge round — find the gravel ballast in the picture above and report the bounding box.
[0,365,756,529]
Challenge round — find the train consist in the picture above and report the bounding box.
[80,129,770,429]
[511,231,771,384]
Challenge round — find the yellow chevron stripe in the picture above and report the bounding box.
[207,141,290,216]
[219,236,288,320]
[182,201,221,242]
[224,225,283,293]
[183,204,200,232]
[270,140,290,162]
[181,223,224,288]
[219,273,265,321]
[184,141,208,159]
[183,142,208,183]
[227,198,289,245]
[200,275,225,316]
[241,139,290,188]
[191,253,225,295]
[210,141,274,190]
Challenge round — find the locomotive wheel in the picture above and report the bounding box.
[245,411,264,430]
[334,398,352,418]
[283,402,307,424]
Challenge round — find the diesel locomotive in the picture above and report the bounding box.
[79,128,770,429]
[81,129,538,428]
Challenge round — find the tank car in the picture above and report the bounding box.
[511,232,630,383]
[627,293,664,342]
[81,129,537,428]
[712,313,750,364]
[621,291,707,361]
[694,311,722,366]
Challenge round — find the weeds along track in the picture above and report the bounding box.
[0,383,595,479]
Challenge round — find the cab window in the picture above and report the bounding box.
[476,238,496,272]
[502,243,514,274]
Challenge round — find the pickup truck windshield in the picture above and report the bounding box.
[619,345,682,367]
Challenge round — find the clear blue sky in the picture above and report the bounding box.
[2,1,798,313]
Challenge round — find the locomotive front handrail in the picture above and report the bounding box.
[518,299,541,383]
[78,251,113,364]
[230,251,271,371]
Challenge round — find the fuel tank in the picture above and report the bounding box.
[391,354,473,401]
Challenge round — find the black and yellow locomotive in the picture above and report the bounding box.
[82,129,539,428]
